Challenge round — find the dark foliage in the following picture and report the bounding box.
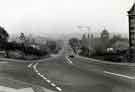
[79,46,89,57]
[91,49,129,62]
[0,26,9,41]
[46,40,61,54]
[0,41,48,56]
[69,38,81,54]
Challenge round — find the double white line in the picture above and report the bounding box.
[28,63,62,92]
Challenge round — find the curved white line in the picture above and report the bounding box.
[32,63,62,92]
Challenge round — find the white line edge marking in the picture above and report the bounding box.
[40,75,44,77]
[56,87,62,91]
[32,63,63,91]
[51,83,56,87]
[35,70,38,73]
[104,71,135,79]
[43,77,47,80]
[28,63,33,68]
[65,57,73,64]
[46,79,51,83]
[37,72,41,75]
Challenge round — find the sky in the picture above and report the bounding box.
[0,0,134,35]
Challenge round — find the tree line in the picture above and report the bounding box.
[0,26,62,59]
[68,29,129,62]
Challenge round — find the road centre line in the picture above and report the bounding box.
[32,63,62,92]
[104,71,135,80]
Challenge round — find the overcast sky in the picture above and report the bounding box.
[0,0,134,35]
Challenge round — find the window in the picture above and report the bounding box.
[131,43,134,46]
[131,31,135,35]
[130,26,134,30]
[130,16,134,19]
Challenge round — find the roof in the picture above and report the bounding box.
[128,2,135,14]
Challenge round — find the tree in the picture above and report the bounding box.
[100,29,110,52]
[0,26,9,42]
[112,41,129,51]
[101,29,109,40]
[0,26,9,57]
[68,38,81,54]
[80,33,95,56]
[109,34,125,47]
[19,32,26,44]
[46,40,58,54]
[93,38,106,55]
[81,34,87,47]
[80,46,89,56]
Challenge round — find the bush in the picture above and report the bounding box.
[1,41,48,57]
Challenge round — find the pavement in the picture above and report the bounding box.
[0,46,135,92]
[0,85,56,92]
[0,86,34,92]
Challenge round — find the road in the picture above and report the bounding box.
[0,48,135,92]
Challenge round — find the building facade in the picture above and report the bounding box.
[128,3,135,62]
[128,3,135,48]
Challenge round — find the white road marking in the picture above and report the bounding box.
[40,74,45,78]
[33,64,36,69]
[104,71,135,79]
[28,63,33,68]
[43,77,47,80]
[37,72,41,75]
[56,87,62,91]
[65,57,73,64]
[46,79,51,83]
[32,63,63,92]
[35,69,38,73]
[51,83,56,87]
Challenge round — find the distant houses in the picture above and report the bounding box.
[80,28,129,56]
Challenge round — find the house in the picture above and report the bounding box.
[128,2,135,48]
